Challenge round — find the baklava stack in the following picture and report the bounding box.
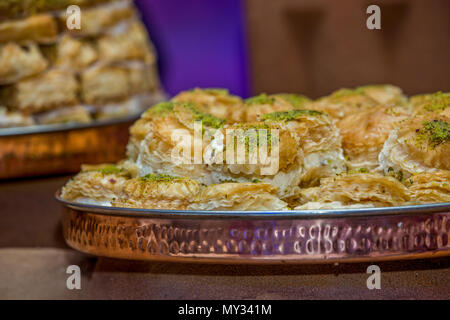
[0,0,163,128]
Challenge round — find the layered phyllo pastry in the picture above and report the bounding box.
[61,85,450,210]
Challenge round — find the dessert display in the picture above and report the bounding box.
[0,0,163,128]
[61,86,450,211]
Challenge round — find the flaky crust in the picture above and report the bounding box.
[189,182,288,211]
[407,171,450,204]
[0,69,78,113]
[81,62,156,105]
[379,114,450,179]
[357,84,407,105]
[233,94,311,122]
[294,173,411,209]
[173,88,242,120]
[59,0,135,36]
[309,88,378,120]
[0,42,48,85]
[60,168,131,205]
[0,14,58,44]
[338,105,410,170]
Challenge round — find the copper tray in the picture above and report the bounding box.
[56,194,450,264]
[0,116,138,179]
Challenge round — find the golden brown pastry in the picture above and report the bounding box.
[406,170,450,204]
[0,0,120,20]
[410,91,450,118]
[34,105,92,125]
[112,174,202,210]
[59,0,136,36]
[379,114,450,180]
[128,101,226,183]
[294,172,411,209]
[60,164,132,206]
[97,21,155,64]
[0,14,58,44]
[0,42,48,85]
[80,62,156,105]
[0,106,34,128]
[310,87,378,120]
[230,93,311,122]
[62,167,288,211]
[173,88,242,120]
[356,84,407,105]
[208,109,346,198]
[188,182,288,211]
[338,105,410,170]
[0,69,78,113]
[43,35,98,71]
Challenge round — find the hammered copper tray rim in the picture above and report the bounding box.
[55,191,450,220]
[0,112,141,137]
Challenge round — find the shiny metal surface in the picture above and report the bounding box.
[0,115,138,179]
[57,193,450,263]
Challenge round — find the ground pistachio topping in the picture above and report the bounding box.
[416,119,450,148]
[274,94,310,107]
[261,109,323,122]
[139,174,186,183]
[245,93,275,105]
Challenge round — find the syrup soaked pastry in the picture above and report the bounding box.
[0,42,48,85]
[127,101,226,184]
[111,174,202,210]
[0,14,58,44]
[294,172,411,209]
[59,0,136,36]
[410,91,450,118]
[172,88,242,120]
[338,105,410,170]
[0,69,78,113]
[309,87,378,120]
[0,106,34,128]
[208,109,346,199]
[406,170,450,204]
[379,114,450,180]
[188,182,288,211]
[356,84,407,105]
[60,164,132,206]
[62,169,288,211]
[231,93,311,122]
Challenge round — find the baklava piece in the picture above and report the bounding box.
[406,170,450,204]
[208,109,346,198]
[410,91,450,118]
[338,105,410,170]
[310,87,378,120]
[127,101,225,183]
[188,182,288,211]
[34,105,92,125]
[59,0,135,36]
[97,21,156,64]
[356,84,407,105]
[0,69,79,114]
[0,14,58,44]
[379,115,450,180]
[0,42,48,85]
[0,106,34,128]
[294,172,411,209]
[80,63,156,105]
[60,164,132,206]
[230,93,311,122]
[173,88,242,120]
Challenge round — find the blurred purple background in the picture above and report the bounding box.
[135,0,250,98]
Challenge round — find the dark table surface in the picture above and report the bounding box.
[0,176,449,300]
